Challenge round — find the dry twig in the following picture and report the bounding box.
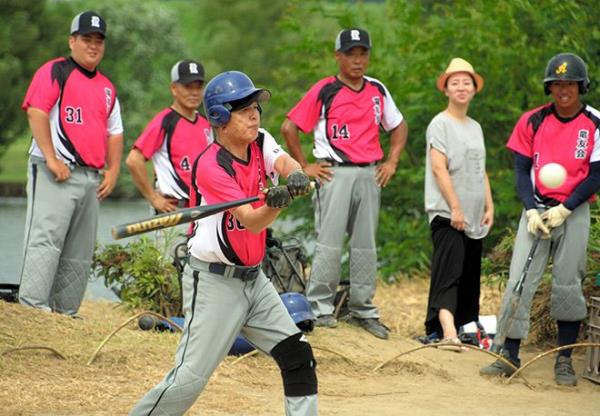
[1,345,66,360]
[373,343,534,389]
[87,311,181,365]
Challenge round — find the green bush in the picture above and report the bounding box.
[93,236,182,316]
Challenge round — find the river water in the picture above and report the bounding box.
[0,197,151,302]
[0,197,306,302]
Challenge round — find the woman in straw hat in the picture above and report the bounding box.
[421,58,494,350]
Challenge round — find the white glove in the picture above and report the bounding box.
[526,209,550,237]
[541,204,571,229]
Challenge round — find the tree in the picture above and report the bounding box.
[0,0,72,165]
[272,0,600,277]
[0,0,190,194]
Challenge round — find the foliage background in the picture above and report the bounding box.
[1,0,600,279]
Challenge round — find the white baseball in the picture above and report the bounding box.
[538,163,566,189]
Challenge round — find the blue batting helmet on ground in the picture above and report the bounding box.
[280,292,316,333]
[203,71,271,127]
[228,335,255,356]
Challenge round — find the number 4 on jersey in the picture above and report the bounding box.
[331,124,350,140]
[180,156,191,171]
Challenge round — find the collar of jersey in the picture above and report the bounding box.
[214,140,253,166]
[68,56,97,79]
[550,102,585,123]
[334,75,366,93]
[169,107,199,124]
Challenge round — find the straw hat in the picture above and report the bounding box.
[436,58,484,92]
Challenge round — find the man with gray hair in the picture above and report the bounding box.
[281,28,408,339]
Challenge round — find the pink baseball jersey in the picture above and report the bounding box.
[507,103,600,203]
[22,57,123,169]
[133,108,211,202]
[287,75,403,164]
[188,129,286,266]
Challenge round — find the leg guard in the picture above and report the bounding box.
[271,333,318,397]
[51,257,91,315]
[305,243,342,316]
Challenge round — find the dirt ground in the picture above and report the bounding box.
[1,279,599,416]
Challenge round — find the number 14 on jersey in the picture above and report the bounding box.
[331,124,350,140]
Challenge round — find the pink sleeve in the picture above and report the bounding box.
[506,112,534,157]
[196,160,246,206]
[21,60,60,113]
[132,114,165,159]
[287,79,328,133]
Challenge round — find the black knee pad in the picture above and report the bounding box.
[271,333,318,396]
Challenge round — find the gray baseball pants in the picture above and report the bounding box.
[19,156,100,315]
[129,257,318,416]
[501,203,589,340]
[306,165,380,319]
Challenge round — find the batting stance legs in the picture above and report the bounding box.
[306,166,380,319]
[19,157,100,315]
[129,259,317,416]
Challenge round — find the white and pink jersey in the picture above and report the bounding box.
[507,103,600,204]
[287,75,403,164]
[133,108,210,203]
[22,57,123,169]
[188,129,286,266]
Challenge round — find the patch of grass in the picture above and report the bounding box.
[0,137,30,184]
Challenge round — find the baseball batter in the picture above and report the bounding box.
[126,60,210,213]
[129,71,317,416]
[480,53,600,386]
[19,11,123,315]
[281,28,408,339]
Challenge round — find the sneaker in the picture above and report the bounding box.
[315,314,338,328]
[480,349,521,377]
[415,331,441,345]
[345,316,389,340]
[554,356,577,386]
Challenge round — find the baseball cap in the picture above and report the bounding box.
[170,60,205,84]
[335,28,371,52]
[70,11,106,38]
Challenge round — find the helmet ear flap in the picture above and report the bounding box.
[580,79,590,94]
[207,104,231,127]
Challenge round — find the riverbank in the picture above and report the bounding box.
[1,280,599,415]
[0,183,25,197]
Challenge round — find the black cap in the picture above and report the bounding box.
[70,11,106,38]
[170,60,205,84]
[335,28,371,52]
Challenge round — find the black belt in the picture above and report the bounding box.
[208,263,259,282]
[323,159,379,167]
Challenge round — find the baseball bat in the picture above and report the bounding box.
[112,196,259,239]
[491,234,542,353]
[112,181,319,240]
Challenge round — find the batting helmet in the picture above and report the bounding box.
[203,71,271,127]
[543,52,590,95]
[228,334,255,356]
[280,292,316,333]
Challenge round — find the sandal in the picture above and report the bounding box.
[436,337,468,353]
